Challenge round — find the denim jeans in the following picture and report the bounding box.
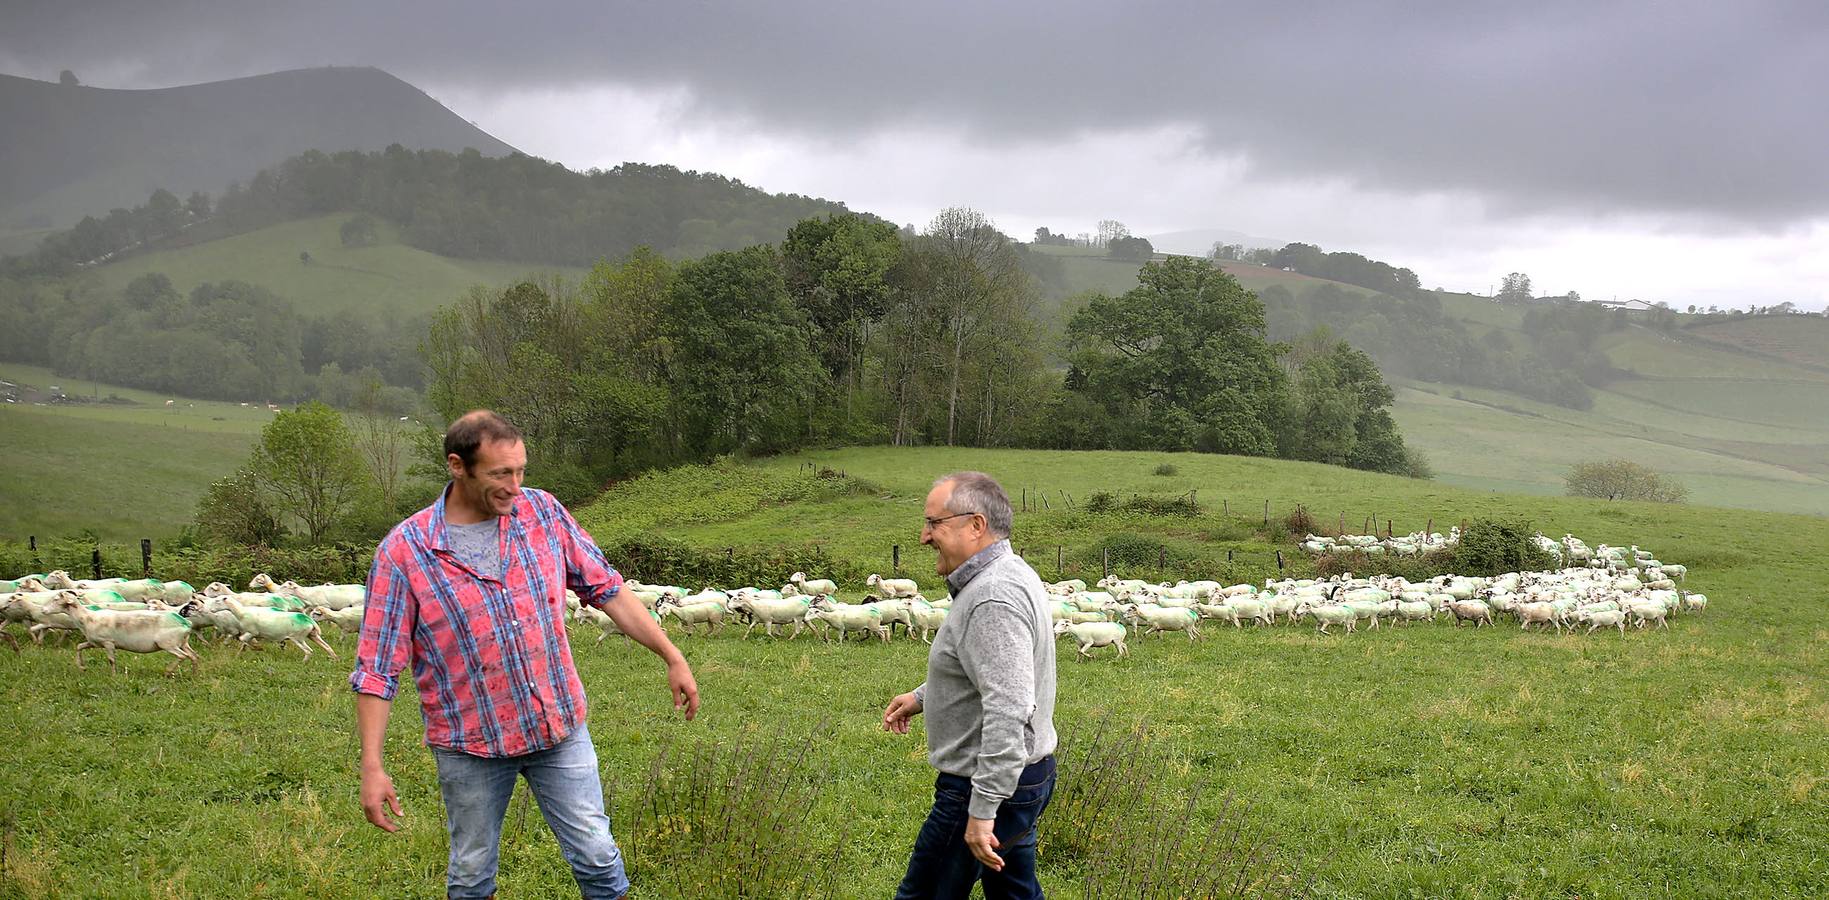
[895,755,1057,900]
[430,723,630,900]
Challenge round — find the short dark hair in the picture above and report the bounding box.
[445,410,523,470]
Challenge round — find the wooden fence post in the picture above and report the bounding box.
[92,547,102,580]
[1223,499,1229,515]
[1042,493,1050,511]
[1102,548,1110,578]
[1388,519,1394,538]
[1276,550,1284,570]
[141,539,152,578]
[1057,546,1064,576]
[1158,548,1165,575]
[1264,499,1270,525]
[892,544,900,573]
[1427,517,1434,535]
[1022,487,1028,512]
[1227,549,1234,562]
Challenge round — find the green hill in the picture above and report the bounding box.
[1032,249,1829,515]
[0,67,517,237]
[0,363,269,540]
[89,214,582,318]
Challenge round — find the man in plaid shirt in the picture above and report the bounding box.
[352,410,697,899]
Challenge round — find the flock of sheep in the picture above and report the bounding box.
[0,531,1702,671]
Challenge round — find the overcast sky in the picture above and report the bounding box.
[5,0,1825,309]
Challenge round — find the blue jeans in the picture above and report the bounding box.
[895,755,1057,900]
[430,723,630,900]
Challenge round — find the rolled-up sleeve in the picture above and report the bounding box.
[350,550,415,700]
[552,496,623,609]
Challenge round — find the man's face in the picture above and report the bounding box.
[921,481,986,577]
[448,439,526,518]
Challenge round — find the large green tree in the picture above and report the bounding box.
[252,401,369,544]
[662,245,824,456]
[1066,256,1287,454]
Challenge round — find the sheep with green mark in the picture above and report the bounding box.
[47,592,200,675]
[806,602,889,643]
[210,596,338,659]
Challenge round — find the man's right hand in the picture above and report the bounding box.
[361,766,405,832]
[883,691,922,734]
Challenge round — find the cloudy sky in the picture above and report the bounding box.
[5,0,1825,309]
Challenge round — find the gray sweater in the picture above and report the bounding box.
[912,540,1058,819]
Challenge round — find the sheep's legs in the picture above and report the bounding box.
[311,630,338,659]
[73,639,91,670]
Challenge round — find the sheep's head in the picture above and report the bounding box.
[249,573,276,590]
[788,572,807,584]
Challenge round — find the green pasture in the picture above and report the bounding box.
[1390,382,1829,516]
[0,364,271,541]
[4,447,1827,898]
[89,214,584,317]
[1687,315,1829,370]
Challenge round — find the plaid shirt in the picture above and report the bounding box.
[350,485,623,757]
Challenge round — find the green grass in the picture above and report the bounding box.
[0,364,276,541]
[5,447,1828,898]
[90,214,585,318]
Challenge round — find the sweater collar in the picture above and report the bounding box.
[946,539,1011,595]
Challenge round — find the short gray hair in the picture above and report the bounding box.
[936,471,1012,538]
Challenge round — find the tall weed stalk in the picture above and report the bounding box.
[612,726,838,899]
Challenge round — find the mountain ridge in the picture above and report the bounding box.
[0,66,519,231]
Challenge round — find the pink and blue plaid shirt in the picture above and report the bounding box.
[350,484,623,757]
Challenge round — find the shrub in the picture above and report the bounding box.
[1565,459,1688,503]
[605,533,872,590]
[1085,533,1193,572]
[1121,494,1198,517]
[1085,491,1118,513]
[1284,505,1320,538]
[1454,518,1555,576]
[1152,462,1179,476]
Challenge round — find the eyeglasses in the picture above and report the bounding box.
[922,511,981,530]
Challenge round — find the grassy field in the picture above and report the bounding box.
[0,364,273,540]
[4,447,1826,898]
[89,215,585,318]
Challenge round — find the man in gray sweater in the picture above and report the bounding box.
[884,471,1058,899]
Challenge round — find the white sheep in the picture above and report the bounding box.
[307,604,366,634]
[1447,600,1493,628]
[1054,620,1129,660]
[866,574,920,599]
[907,600,950,644]
[276,581,364,610]
[739,596,817,639]
[806,604,889,643]
[212,597,338,659]
[1122,604,1201,641]
[659,598,726,636]
[787,572,839,596]
[48,593,200,675]
[1582,608,1628,635]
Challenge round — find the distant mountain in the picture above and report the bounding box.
[1144,227,1288,256]
[0,67,518,232]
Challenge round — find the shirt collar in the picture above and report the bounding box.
[430,482,522,551]
[946,539,1011,595]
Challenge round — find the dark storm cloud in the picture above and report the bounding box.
[5,0,1824,226]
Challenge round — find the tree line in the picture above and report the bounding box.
[422,211,1427,509]
[1258,282,1623,409]
[0,271,423,410]
[4,147,858,278]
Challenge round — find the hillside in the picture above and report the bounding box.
[0,67,517,236]
[0,363,267,539]
[1031,248,1829,515]
[90,214,583,318]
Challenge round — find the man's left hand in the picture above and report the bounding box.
[668,658,699,720]
[964,816,1003,871]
